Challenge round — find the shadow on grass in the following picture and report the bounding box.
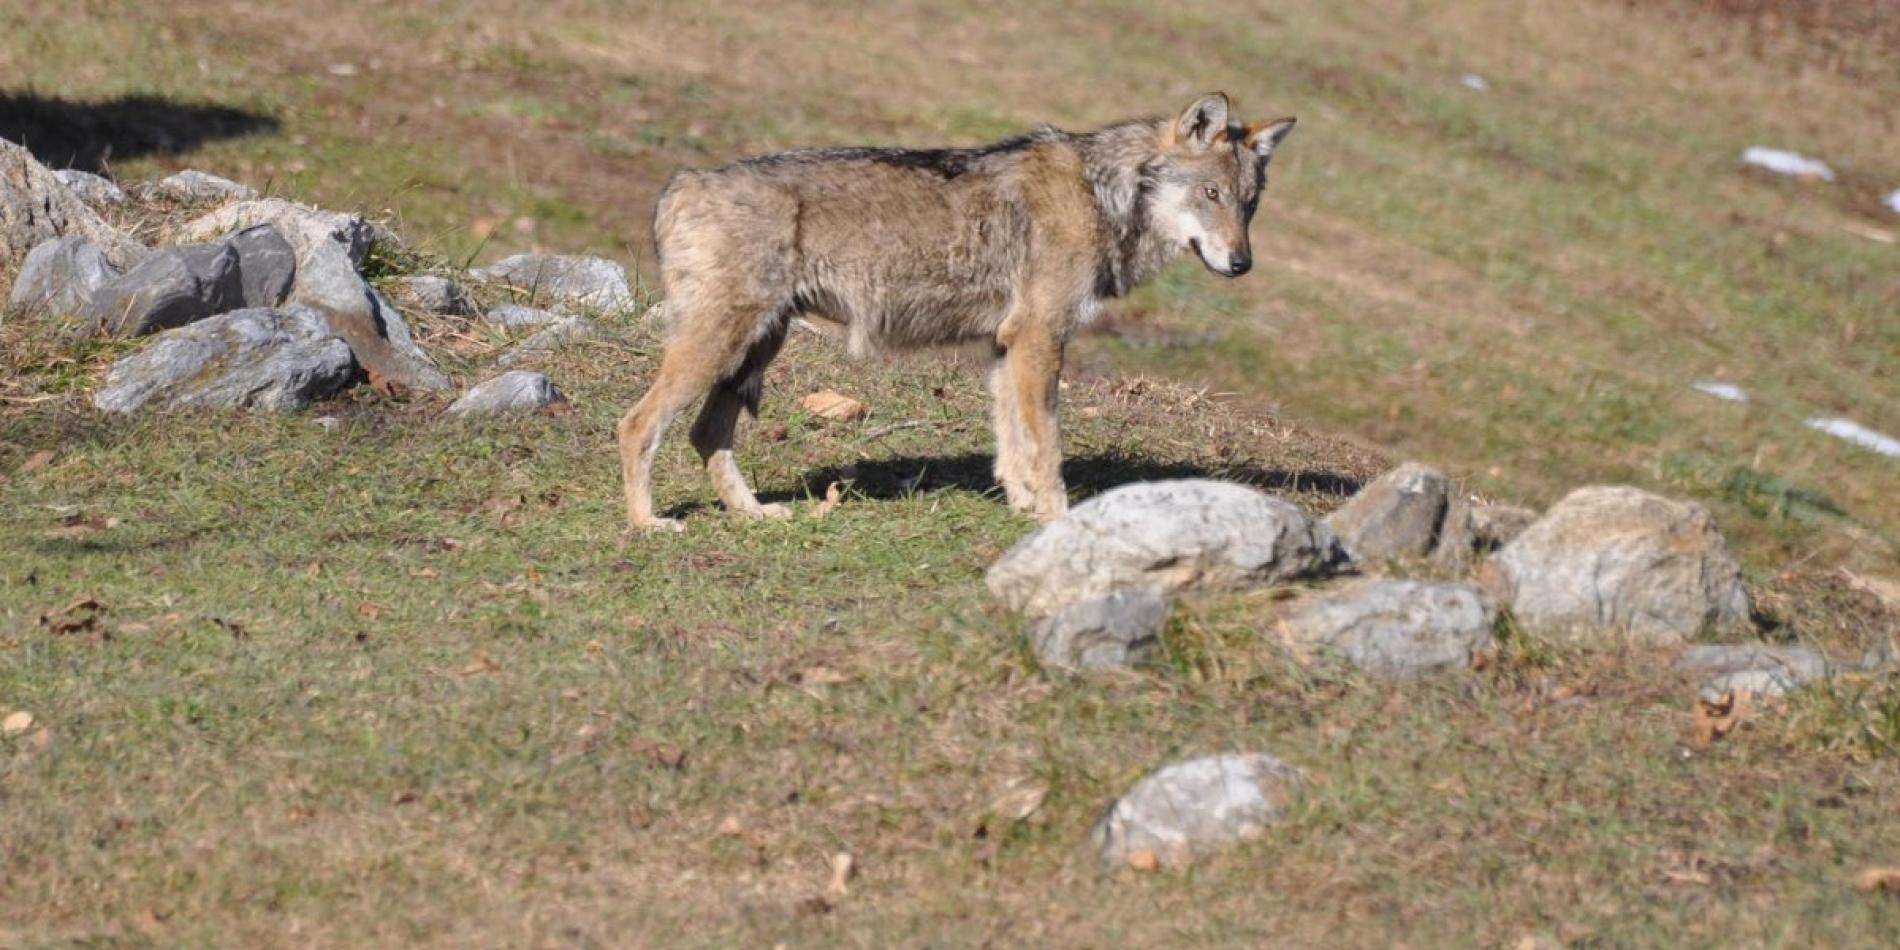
[0,92,279,172]
[664,451,1364,516]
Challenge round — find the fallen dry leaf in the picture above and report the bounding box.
[761,422,789,442]
[355,601,385,620]
[827,852,855,898]
[988,778,1049,822]
[2,711,34,736]
[1691,688,1751,749]
[20,449,55,473]
[1127,848,1160,873]
[800,390,868,422]
[1856,867,1900,894]
[458,654,501,677]
[811,481,844,519]
[629,737,687,770]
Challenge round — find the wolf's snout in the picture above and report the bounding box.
[1228,252,1252,277]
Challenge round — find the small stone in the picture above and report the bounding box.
[1676,643,1828,701]
[6,237,119,318]
[446,370,564,417]
[471,253,634,310]
[987,480,1341,618]
[148,169,256,202]
[1324,462,1451,565]
[2,711,33,736]
[401,274,473,316]
[1282,579,1495,678]
[53,169,127,207]
[484,303,565,327]
[496,316,599,366]
[1091,753,1302,870]
[1028,589,1169,672]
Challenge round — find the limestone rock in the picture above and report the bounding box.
[1282,579,1495,677]
[93,305,356,413]
[1324,462,1451,565]
[472,253,634,310]
[1091,754,1303,870]
[446,370,564,417]
[1028,589,1170,672]
[6,237,118,318]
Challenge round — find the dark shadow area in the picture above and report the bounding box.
[663,451,1365,517]
[0,92,279,172]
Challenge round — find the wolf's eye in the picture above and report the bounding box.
[1202,185,1220,202]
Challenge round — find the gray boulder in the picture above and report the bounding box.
[1676,643,1828,700]
[175,198,375,269]
[497,315,600,366]
[1481,486,1751,645]
[446,370,564,417]
[148,169,255,203]
[401,274,473,316]
[6,237,118,318]
[1028,589,1169,672]
[1468,503,1538,549]
[986,480,1341,618]
[484,303,564,327]
[93,305,356,413]
[472,253,634,310]
[1282,579,1495,677]
[2,138,143,267]
[1091,754,1303,870]
[53,169,127,207]
[82,224,294,336]
[1325,462,1451,565]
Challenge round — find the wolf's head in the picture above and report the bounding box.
[1149,93,1295,278]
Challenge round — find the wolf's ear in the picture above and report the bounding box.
[1173,93,1230,151]
[1244,116,1297,158]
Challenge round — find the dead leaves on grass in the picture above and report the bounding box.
[1856,867,1900,895]
[1690,688,1752,749]
[799,389,868,422]
[811,481,844,519]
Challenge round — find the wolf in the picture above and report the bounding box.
[618,92,1295,531]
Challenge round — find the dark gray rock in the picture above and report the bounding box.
[93,305,356,413]
[401,274,473,316]
[1325,462,1451,565]
[1029,589,1170,672]
[1282,579,1496,677]
[1676,643,1829,700]
[446,370,564,417]
[6,237,118,318]
[53,169,127,207]
[986,480,1341,618]
[1481,486,1751,646]
[484,303,564,327]
[2,138,143,267]
[1091,753,1303,870]
[472,253,634,310]
[1468,503,1538,550]
[82,225,294,336]
[148,169,255,203]
[496,315,599,366]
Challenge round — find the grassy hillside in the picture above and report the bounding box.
[4,0,1900,945]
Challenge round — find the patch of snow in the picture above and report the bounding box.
[1693,382,1748,403]
[1806,418,1900,458]
[1457,73,1489,91]
[1741,146,1835,182]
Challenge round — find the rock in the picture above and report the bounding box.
[446,370,564,417]
[175,198,375,269]
[6,237,118,318]
[1028,589,1170,672]
[987,480,1341,618]
[1481,486,1751,645]
[401,274,473,316]
[1091,753,1303,870]
[53,169,127,207]
[496,315,599,366]
[1282,579,1495,678]
[1740,146,1834,182]
[1324,463,1450,565]
[472,253,634,310]
[1431,498,1540,571]
[93,305,356,413]
[148,169,255,202]
[82,225,294,336]
[483,303,564,327]
[1467,503,1537,550]
[332,289,450,392]
[1676,643,1828,700]
[2,138,143,267]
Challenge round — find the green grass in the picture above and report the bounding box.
[5,0,1900,944]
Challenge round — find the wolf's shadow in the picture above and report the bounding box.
[0,92,279,172]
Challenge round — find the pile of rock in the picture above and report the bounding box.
[2,138,627,419]
[985,462,1842,871]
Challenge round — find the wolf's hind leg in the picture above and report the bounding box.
[689,318,791,520]
[988,355,1035,512]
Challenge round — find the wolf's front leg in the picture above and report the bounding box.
[1000,333,1069,522]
